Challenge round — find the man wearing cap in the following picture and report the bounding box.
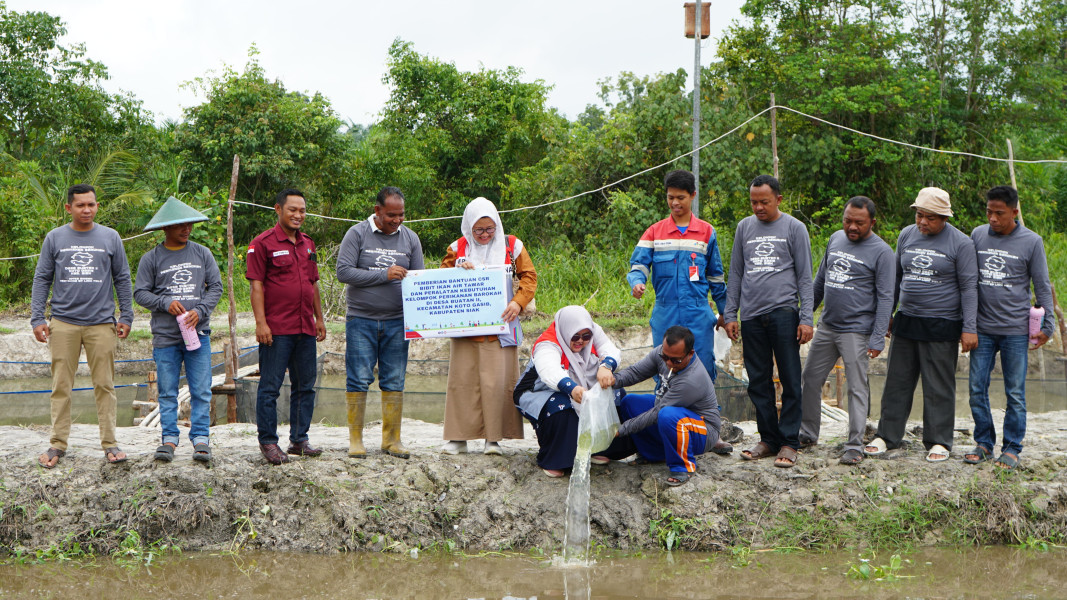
[247,189,328,465]
[965,186,1055,470]
[723,174,814,469]
[32,184,134,468]
[865,187,978,462]
[134,197,223,463]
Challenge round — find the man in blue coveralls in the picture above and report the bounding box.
[628,169,732,452]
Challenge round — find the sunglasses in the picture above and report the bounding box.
[658,352,689,365]
[570,332,593,343]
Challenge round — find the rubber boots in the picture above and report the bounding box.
[346,391,367,458]
[380,390,410,459]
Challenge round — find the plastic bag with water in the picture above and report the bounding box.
[575,383,620,455]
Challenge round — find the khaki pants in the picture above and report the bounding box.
[48,319,118,451]
[443,337,523,441]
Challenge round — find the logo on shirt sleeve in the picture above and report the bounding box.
[247,245,255,254]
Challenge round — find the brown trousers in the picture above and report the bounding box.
[443,337,523,441]
[48,319,118,451]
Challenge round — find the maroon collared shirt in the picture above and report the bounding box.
[246,223,320,336]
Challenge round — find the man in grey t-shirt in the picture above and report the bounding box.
[134,197,223,464]
[723,175,814,468]
[336,186,425,459]
[866,187,978,463]
[31,184,134,468]
[598,326,721,487]
[965,186,1055,470]
[799,197,895,465]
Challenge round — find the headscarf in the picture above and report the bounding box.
[460,197,506,267]
[553,305,601,389]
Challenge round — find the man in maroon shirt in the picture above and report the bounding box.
[246,189,327,465]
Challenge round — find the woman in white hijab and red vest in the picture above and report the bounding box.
[440,198,538,455]
[514,305,622,477]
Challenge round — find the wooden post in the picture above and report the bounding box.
[770,93,779,180]
[1053,285,1067,356]
[226,155,240,384]
[147,370,158,406]
[225,340,237,423]
[1007,139,1023,227]
[834,359,845,407]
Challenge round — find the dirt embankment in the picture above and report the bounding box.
[1,412,1066,556]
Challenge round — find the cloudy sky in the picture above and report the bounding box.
[7,0,748,125]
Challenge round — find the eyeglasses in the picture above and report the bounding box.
[659,352,689,366]
[570,332,593,343]
[472,226,497,236]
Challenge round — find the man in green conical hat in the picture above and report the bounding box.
[134,196,222,464]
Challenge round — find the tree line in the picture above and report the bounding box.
[1,0,1065,318]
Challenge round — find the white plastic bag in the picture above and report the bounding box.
[576,384,620,454]
[714,326,732,370]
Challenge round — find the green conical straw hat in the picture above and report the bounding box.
[143,196,209,231]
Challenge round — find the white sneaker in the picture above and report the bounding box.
[483,442,503,455]
[441,441,467,455]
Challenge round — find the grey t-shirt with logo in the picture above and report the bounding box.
[31,224,134,329]
[134,242,224,348]
[971,223,1055,337]
[814,230,896,351]
[894,223,978,332]
[724,213,814,325]
[613,346,721,441]
[336,216,425,320]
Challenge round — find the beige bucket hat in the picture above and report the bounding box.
[910,187,953,217]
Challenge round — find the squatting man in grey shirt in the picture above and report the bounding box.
[595,326,722,487]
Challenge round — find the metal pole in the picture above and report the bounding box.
[770,93,779,179]
[691,0,703,217]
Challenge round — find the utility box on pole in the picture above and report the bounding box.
[684,2,710,39]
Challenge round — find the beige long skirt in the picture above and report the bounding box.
[443,337,524,441]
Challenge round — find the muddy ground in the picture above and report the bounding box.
[1,409,1065,556]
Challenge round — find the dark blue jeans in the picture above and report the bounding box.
[741,307,802,450]
[256,334,318,446]
[345,316,408,392]
[969,333,1028,455]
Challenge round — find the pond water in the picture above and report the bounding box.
[1,367,1064,428]
[0,547,1063,599]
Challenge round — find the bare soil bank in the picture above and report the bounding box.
[2,412,1065,556]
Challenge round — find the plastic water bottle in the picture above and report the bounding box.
[1029,306,1045,346]
[178,311,201,351]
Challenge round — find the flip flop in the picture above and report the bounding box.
[963,445,992,464]
[741,441,776,461]
[665,472,691,486]
[39,447,65,469]
[104,447,128,464]
[839,449,864,465]
[154,444,175,462]
[590,455,610,465]
[994,452,1019,470]
[542,468,565,478]
[864,437,887,456]
[774,446,798,468]
[926,444,950,462]
[193,442,212,463]
[710,440,734,455]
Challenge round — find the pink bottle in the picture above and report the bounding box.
[178,311,201,351]
[1029,306,1045,346]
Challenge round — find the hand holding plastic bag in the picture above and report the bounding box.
[576,383,620,454]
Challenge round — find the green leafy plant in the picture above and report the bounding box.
[846,554,913,581]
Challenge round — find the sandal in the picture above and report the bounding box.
[741,441,776,461]
[665,472,691,486]
[963,445,992,464]
[710,439,734,455]
[590,455,610,465]
[799,435,818,450]
[926,444,950,462]
[193,442,212,463]
[864,437,887,456]
[994,452,1019,470]
[543,468,565,478]
[839,449,864,465]
[39,447,65,469]
[774,446,798,468]
[105,447,128,464]
[154,444,175,462]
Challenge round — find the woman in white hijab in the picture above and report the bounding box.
[514,306,621,477]
[440,198,538,455]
